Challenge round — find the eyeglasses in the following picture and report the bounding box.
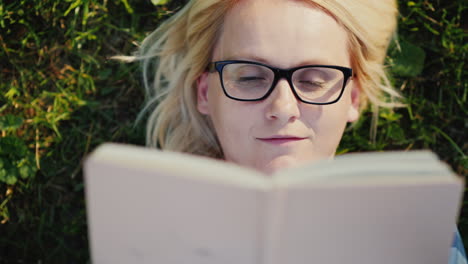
[208,60,353,105]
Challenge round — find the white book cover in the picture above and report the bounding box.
[84,143,464,264]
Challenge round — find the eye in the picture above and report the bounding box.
[298,80,325,88]
[234,76,269,90]
[294,67,338,92]
[224,63,273,90]
[233,66,270,86]
[237,76,266,82]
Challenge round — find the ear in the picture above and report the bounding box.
[347,80,360,122]
[196,72,211,115]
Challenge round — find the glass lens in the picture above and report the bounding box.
[222,63,274,100]
[292,67,344,103]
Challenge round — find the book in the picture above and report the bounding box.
[84,143,464,264]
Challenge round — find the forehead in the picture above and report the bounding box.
[213,0,350,68]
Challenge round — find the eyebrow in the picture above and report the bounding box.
[220,54,337,68]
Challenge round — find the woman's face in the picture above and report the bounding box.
[197,0,360,174]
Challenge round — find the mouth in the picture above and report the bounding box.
[256,136,308,145]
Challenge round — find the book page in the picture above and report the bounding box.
[85,143,270,264]
[267,180,463,264]
[266,155,464,264]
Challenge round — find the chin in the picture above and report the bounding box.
[258,153,335,175]
[258,156,303,175]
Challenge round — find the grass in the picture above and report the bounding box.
[0,0,466,262]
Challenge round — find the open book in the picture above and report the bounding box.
[84,143,464,264]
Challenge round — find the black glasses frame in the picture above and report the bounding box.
[208,60,353,105]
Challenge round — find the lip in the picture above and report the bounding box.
[257,136,308,145]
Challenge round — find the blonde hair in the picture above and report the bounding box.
[126,0,401,158]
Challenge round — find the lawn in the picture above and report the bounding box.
[0,0,466,262]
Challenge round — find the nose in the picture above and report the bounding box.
[265,79,300,122]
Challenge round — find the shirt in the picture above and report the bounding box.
[449,227,467,264]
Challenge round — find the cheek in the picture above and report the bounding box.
[212,104,256,139]
[302,99,351,142]
[210,106,258,163]
[207,78,259,132]
[206,88,257,149]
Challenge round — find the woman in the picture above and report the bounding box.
[128,0,466,262]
